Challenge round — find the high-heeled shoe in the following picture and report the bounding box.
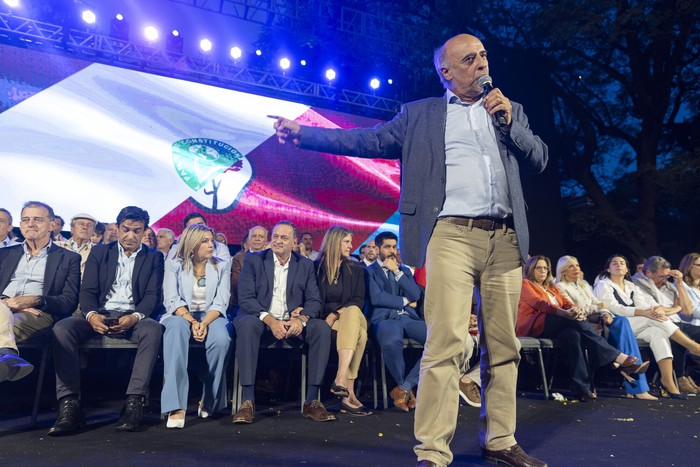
[619,357,649,375]
[626,392,658,401]
[660,383,688,400]
[198,401,210,419]
[166,411,185,429]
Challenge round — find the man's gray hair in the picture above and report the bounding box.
[433,43,449,89]
[643,256,671,274]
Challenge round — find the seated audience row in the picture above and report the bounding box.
[516,253,700,400]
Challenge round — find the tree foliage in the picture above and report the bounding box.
[256,0,700,259]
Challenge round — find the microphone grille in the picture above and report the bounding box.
[477,75,493,87]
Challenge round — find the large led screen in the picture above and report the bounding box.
[0,44,400,253]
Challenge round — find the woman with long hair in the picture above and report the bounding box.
[517,255,648,401]
[592,254,700,399]
[161,224,232,428]
[315,226,371,415]
[673,253,700,393]
[555,255,656,400]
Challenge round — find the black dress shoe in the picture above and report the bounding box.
[482,444,547,467]
[416,461,440,467]
[48,397,85,436]
[116,396,144,432]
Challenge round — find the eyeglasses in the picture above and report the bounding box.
[534,266,549,271]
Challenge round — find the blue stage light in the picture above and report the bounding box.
[325,69,336,81]
[279,58,291,70]
[200,39,212,52]
[230,46,242,60]
[82,10,96,25]
[370,78,380,90]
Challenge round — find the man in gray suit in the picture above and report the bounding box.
[272,34,548,467]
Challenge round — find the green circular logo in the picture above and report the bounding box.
[172,138,243,191]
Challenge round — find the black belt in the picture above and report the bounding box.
[440,216,514,231]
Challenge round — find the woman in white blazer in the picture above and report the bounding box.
[160,224,231,428]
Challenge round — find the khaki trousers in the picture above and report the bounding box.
[332,305,368,380]
[0,301,54,352]
[414,220,523,465]
[0,301,15,351]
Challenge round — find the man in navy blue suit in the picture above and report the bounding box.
[366,231,425,412]
[232,220,334,424]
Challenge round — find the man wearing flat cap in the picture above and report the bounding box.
[55,213,98,277]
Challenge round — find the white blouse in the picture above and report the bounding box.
[556,280,605,316]
[680,282,700,326]
[592,277,654,317]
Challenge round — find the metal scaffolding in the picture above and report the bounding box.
[0,12,401,118]
[165,0,430,52]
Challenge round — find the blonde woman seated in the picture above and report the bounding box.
[517,256,647,401]
[161,224,232,428]
[315,226,371,416]
[555,255,656,400]
[593,254,700,399]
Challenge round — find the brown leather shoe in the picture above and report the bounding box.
[459,378,481,407]
[407,389,417,410]
[678,376,698,394]
[482,444,547,467]
[302,400,336,422]
[389,386,410,412]
[232,400,255,424]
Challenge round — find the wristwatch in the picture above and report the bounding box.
[298,316,307,328]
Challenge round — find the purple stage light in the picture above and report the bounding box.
[144,26,158,42]
[230,46,242,59]
[200,39,212,52]
[82,10,96,25]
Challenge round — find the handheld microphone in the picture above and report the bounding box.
[477,75,507,127]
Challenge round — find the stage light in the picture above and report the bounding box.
[388,79,393,85]
[110,14,129,41]
[166,30,183,54]
[369,78,380,90]
[144,26,158,42]
[199,39,212,52]
[325,69,336,81]
[279,58,291,70]
[81,10,96,25]
[255,49,262,56]
[4,0,19,8]
[230,46,242,60]
[300,60,307,66]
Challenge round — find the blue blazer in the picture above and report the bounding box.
[80,242,165,318]
[237,249,321,319]
[0,243,81,318]
[366,261,422,325]
[300,95,548,265]
[161,257,231,321]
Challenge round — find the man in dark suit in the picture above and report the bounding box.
[232,220,334,424]
[0,201,81,382]
[366,231,425,412]
[272,34,548,467]
[48,206,164,436]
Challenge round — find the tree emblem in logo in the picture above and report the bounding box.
[173,138,253,213]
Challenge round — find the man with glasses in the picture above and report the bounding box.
[0,201,81,382]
